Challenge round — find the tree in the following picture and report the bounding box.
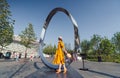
[19,23,36,58]
[90,34,102,55]
[111,32,120,53]
[0,0,14,51]
[99,37,115,61]
[100,38,115,56]
[81,40,90,54]
[43,44,56,55]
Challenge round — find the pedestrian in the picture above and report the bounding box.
[13,52,16,61]
[16,52,19,61]
[52,36,68,73]
[19,53,22,59]
[30,52,34,61]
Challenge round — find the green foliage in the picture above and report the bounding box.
[81,40,90,54]
[90,34,102,51]
[43,44,56,55]
[100,38,115,56]
[0,25,13,46]
[43,43,73,55]
[111,32,120,53]
[0,0,14,50]
[19,23,36,50]
[82,34,120,63]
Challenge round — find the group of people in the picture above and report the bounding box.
[12,52,34,61]
[12,52,21,61]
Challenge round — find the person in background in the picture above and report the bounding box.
[16,52,19,61]
[30,52,34,61]
[19,53,22,59]
[13,52,16,61]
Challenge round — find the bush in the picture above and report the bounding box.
[113,59,120,63]
[86,54,120,63]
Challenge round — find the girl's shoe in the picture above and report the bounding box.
[56,69,61,73]
[63,68,67,74]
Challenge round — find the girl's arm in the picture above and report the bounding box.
[62,48,68,54]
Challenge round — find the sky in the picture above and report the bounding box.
[7,0,120,48]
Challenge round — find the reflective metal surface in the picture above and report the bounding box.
[39,7,80,69]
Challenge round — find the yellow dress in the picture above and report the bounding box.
[52,40,65,65]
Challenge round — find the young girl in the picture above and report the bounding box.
[52,36,67,73]
[30,52,34,61]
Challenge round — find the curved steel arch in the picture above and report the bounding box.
[39,7,80,69]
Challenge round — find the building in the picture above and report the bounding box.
[0,35,40,58]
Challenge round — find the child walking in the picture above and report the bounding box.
[52,36,68,73]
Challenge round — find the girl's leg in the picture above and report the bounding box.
[63,64,67,73]
[56,64,62,73]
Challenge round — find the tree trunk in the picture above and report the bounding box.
[24,47,27,58]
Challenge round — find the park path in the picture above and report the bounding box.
[0,58,83,78]
[0,58,120,78]
[71,60,120,78]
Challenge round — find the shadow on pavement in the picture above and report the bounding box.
[34,62,41,69]
[88,69,120,78]
[0,59,14,62]
[9,62,27,78]
[25,62,84,78]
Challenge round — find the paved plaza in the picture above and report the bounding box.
[0,58,120,78]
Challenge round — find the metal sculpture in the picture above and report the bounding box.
[39,7,80,69]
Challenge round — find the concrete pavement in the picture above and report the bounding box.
[0,58,120,78]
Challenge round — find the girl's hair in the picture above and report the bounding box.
[58,36,62,41]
